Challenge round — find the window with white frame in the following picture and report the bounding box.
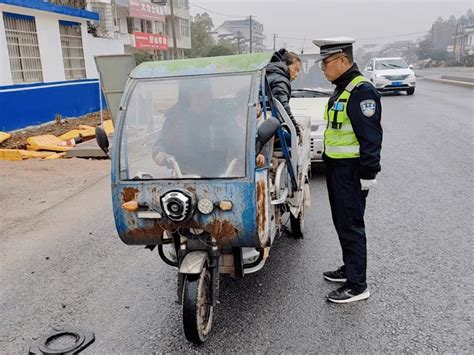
[127,17,134,34]
[3,12,43,84]
[180,18,189,37]
[59,21,86,80]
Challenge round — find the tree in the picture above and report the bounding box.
[207,38,236,57]
[207,44,234,57]
[187,13,215,58]
[416,34,433,60]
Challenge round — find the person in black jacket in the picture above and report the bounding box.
[313,37,383,304]
[266,49,302,136]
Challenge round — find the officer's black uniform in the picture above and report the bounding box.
[324,64,383,292]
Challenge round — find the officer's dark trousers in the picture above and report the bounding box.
[325,161,367,292]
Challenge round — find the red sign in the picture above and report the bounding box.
[134,32,169,50]
[129,0,166,22]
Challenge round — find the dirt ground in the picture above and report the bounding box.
[0,158,110,228]
[0,111,112,150]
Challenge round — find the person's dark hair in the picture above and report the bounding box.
[270,48,301,66]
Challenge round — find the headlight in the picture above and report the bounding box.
[197,198,214,215]
[311,124,319,131]
[160,189,195,222]
[375,73,384,79]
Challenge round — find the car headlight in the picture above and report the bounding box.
[311,124,319,131]
[160,189,195,222]
[197,198,214,215]
[375,73,384,78]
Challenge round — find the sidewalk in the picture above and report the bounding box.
[416,67,474,88]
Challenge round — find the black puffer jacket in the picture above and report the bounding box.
[266,62,301,135]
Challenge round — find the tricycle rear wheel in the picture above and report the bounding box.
[182,267,214,344]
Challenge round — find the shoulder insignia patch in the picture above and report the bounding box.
[360,99,376,117]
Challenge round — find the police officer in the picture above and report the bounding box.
[313,37,383,303]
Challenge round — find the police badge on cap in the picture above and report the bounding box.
[312,37,355,62]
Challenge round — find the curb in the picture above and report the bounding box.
[422,77,474,89]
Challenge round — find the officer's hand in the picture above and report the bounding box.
[360,179,377,191]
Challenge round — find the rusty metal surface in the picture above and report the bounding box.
[112,181,260,247]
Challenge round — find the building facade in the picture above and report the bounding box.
[94,0,191,60]
[214,18,265,54]
[0,0,124,131]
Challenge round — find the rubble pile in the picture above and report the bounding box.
[0,112,114,161]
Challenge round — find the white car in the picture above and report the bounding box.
[290,53,332,163]
[363,57,416,95]
[291,90,330,163]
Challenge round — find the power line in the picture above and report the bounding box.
[276,30,429,43]
[189,2,247,19]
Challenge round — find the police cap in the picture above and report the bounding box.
[312,37,355,62]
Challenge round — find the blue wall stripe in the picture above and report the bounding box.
[0,79,99,91]
[3,11,33,20]
[0,80,107,131]
[58,19,80,27]
[0,0,99,21]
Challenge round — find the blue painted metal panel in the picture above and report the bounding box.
[0,80,106,131]
[0,0,99,20]
[111,181,259,248]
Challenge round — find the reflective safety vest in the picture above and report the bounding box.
[324,75,369,159]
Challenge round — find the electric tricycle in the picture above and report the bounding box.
[95,53,311,344]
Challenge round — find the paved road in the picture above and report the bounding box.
[1,80,472,353]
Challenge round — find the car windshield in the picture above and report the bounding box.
[375,58,408,69]
[119,74,252,180]
[291,54,334,92]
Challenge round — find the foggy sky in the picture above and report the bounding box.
[190,0,472,51]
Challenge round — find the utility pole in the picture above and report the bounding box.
[236,31,242,54]
[169,0,178,59]
[453,22,460,62]
[273,33,277,51]
[249,15,253,53]
[430,23,434,68]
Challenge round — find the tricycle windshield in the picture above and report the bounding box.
[119,74,252,180]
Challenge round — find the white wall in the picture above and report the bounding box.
[83,35,125,78]
[0,12,12,85]
[36,12,67,83]
[0,3,123,86]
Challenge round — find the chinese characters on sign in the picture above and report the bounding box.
[129,0,166,22]
[134,32,169,50]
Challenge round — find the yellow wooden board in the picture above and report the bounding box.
[27,135,72,152]
[58,128,95,141]
[21,150,56,159]
[43,152,67,160]
[0,149,23,161]
[103,120,114,135]
[0,132,11,143]
[78,125,95,130]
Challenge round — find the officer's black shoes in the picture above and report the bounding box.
[323,266,347,283]
[326,285,370,304]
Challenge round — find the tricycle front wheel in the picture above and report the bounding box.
[290,203,305,239]
[182,267,214,344]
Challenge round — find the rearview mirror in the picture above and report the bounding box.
[256,116,280,154]
[409,64,413,69]
[366,66,373,71]
[95,126,110,158]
